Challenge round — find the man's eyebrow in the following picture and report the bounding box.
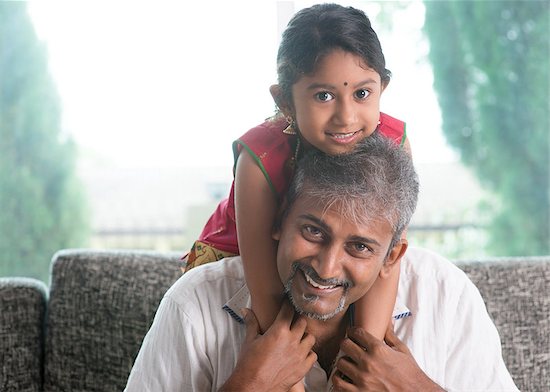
[298,214,332,233]
[348,234,381,247]
[298,214,382,247]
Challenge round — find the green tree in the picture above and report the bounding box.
[0,2,89,281]
[423,0,550,256]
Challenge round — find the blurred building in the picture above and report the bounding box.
[80,162,487,259]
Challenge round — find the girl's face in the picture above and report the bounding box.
[290,48,386,155]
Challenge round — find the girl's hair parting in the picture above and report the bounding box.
[276,3,391,105]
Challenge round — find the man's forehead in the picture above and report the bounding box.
[290,192,391,233]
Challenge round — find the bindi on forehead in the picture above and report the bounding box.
[344,82,348,86]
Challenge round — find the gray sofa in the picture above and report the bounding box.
[1,249,549,392]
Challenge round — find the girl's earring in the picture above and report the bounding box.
[282,116,297,135]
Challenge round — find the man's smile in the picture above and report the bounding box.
[284,263,351,321]
[304,273,337,290]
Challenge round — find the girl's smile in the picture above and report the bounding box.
[325,129,363,145]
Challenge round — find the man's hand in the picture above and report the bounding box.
[220,301,317,392]
[331,324,444,392]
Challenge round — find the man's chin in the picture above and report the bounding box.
[296,307,346,321]
[283,263,349,321]
[287,290,347,321]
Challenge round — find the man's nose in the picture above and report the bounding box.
[333,97,357,127]
[312,246,344,280]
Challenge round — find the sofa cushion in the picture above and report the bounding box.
[458,257,550,392]
[0,277,48,392]
[43,249,181,392]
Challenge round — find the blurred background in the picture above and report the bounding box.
[1,0,548,282]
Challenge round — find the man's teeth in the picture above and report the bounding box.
[305,273,336,289]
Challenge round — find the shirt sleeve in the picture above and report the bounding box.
[443,277,519,391]
[124,295,214,391]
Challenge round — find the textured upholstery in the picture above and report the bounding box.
[43,250,181,392]
[1,251,549,391]
[458,257,550,392]
[0,277,48,392]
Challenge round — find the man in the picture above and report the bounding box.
[125,134,517,391]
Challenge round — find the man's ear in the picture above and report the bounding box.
[379,239,408,279]
[269,84,293,117]
[272,224,281,241]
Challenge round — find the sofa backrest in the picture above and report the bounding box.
[458,256,550,391]
[0,277,48,392]
[40,250,550,392]
[43,249,181,392]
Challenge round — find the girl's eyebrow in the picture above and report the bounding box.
[307,78,379,90]
[352,78,379,88]
[306,82,338,91]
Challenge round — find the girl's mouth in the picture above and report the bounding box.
[326,129,362,143]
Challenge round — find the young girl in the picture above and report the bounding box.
[184,3,410,388]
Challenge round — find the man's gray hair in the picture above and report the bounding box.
[286,132,419,248]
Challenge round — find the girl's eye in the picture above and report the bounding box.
[302,225,324,241]
[316,91,334,102]
[354,89,370,100]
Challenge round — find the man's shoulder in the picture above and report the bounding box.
[166,256,246,309]
[401,246,470,289]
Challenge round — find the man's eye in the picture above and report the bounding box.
[354,89,370,100]
[302,225,323,240]
[316,91,334,102]
[348,242,372,255]
[354,243,367,251]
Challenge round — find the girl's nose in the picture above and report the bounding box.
[333,97,357,128]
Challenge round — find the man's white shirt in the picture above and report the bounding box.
[125,247,518,391]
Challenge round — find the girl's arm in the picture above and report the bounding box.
[234,149,283,333]
[354,137,412,339]
[353,262,400,339]
[235,150,314,392]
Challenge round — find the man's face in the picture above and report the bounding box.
[273,193,403,321]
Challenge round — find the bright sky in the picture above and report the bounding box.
[29,0,458,170]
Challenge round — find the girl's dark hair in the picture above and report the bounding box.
[277,3,391,104]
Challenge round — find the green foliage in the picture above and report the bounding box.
[0,2,89,281]
[423,0,550,256]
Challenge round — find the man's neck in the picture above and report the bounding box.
[306,309,350,374]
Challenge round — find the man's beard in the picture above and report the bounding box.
[283,262,352,321]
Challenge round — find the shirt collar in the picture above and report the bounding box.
[222,284,411,325]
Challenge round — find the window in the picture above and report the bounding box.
[2,1,547,281]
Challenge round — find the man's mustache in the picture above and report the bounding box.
[291,262,353,289]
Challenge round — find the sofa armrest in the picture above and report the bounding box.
[0,277,48,392]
